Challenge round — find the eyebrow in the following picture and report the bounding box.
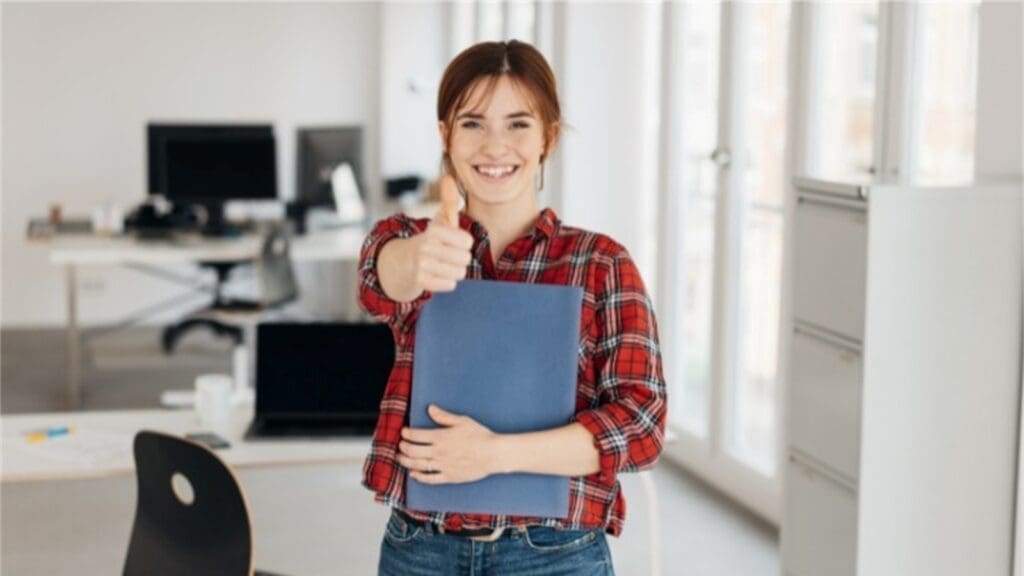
[455,111,535,121]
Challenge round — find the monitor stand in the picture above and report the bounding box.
[198,202,243,237]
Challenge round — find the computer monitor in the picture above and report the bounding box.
[296,126,364,207]
[147,123,277,235]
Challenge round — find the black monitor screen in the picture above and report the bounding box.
[297,126,363,207]
[255,323,395,417]
[164,138,276,202]
[148,124,276,202]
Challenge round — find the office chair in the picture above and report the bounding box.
[124,431,286,576]
[162,225,298,353]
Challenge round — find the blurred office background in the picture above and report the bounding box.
[2,2,1021,575]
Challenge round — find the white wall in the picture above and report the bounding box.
[556,2,662,288]
[1,3,382,327]
[380,2,446,180]
[974,1,1023,180]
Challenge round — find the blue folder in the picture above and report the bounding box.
[406,279,584,518]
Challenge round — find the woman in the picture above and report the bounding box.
[358,40,667,575]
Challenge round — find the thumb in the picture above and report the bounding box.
[434,174,460,227]
[428,404,462,426]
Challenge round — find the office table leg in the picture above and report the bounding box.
[65,264,81,409]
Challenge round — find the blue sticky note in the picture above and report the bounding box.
[406,279,583,518]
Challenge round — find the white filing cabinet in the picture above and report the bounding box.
[782,181,868,576]
[781,179,1023,576]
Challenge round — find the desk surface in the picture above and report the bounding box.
[45,227,365,265]
[1,408,371,484]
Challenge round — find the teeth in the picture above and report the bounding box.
[476,165,516,178]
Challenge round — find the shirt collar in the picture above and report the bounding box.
[533,207,559,239]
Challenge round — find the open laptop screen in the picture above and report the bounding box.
[255,322,394,418]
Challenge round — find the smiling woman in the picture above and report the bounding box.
[437,75,554,262]
[435,41,562,261]
[358,40,667,576]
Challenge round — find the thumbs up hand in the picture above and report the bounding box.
[407,174,474,294]
[436,173,461,227]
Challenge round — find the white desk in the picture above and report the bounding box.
[42,228,365,409]
[46,227,365,266]
[1,407,370,484]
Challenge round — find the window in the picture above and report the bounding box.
[661,1,792,497]
[449,0,538,56]
[910,0,980,184]
[478,1,503,41]
[506,1,537,42]
[669,0,722,438]
[810,2,880,181]
[729,1,791,475]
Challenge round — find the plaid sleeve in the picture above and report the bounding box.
[573,251,668,486]
[357,214,432,332]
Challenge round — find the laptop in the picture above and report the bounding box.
[245,322,394,439]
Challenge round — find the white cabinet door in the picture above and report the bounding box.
[857,184,1021,576]
[789,327,862,482]
[793,196,868,342]
[782,454,858,576]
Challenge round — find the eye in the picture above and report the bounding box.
[510,121,531,130]
[460,120,482,129]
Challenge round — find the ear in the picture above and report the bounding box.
[543,122,562,159]
[438,121,450,153]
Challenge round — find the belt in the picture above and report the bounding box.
[395,509,507,542]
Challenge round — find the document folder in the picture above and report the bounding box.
[406,279,583,518]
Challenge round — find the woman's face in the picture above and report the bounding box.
[441,76,552,210]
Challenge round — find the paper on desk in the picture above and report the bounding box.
[5,427,131,470]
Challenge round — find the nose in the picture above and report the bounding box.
[480,132,511,158]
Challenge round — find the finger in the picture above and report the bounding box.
[436,174,460,227]
[398,454,435,472]
[428,404,465,426]
[399,440,432,459]
[419,258,468,282]
[417,248,467,276]
[420,274,458,293]
[410,470,448,485]
[426,222,474,251]
[401,427,436,444]
[420,236,473,266]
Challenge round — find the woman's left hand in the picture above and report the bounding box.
[398,404,501,484]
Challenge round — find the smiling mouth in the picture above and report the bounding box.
[473,165,520,181]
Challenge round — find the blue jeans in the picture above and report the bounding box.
[378,509,616,575]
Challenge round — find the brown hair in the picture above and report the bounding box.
[437,40,562,179]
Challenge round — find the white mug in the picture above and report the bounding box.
[195,374,233,432]
[108,203,124,235]
[91,206,108,235]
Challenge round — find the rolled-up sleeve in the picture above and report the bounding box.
[358,214,432,332]
[573,252,668,486]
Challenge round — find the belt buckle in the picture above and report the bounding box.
[469,527,505,543]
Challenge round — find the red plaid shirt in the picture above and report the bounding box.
[357,207,667,536]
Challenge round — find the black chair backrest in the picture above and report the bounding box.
[257,226,298,307]
[124,431,253,576]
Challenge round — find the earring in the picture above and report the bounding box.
[535,159,546,191]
